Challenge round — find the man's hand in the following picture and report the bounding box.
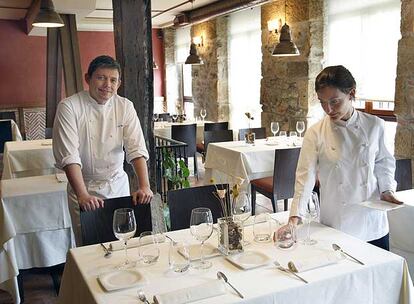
[380,191,403,205]
[78,194,104,211]
[132,186,153,205]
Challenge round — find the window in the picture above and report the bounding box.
[228,7,262,131]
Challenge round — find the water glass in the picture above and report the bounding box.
[253,213,272,243]
[276,223,296,249]
[270,122,279,137]
[289,131,297,145]
[113,208,136,268]
[279,130,287,142]
[296,121,305,137]
[139,231,160,265]
[169,241,190,274]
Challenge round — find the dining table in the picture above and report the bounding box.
[57,212,413,304]
[0,174,75,304]
[154,121,212,145]
[2,138,56,179]
[204,137,301,190]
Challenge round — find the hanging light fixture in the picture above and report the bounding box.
[272,0,299,56]
[185,42,204,65]
[32,0,64,28]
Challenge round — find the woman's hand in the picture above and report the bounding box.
[380,191,403,205]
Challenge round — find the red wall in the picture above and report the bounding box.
[0,20,165,108]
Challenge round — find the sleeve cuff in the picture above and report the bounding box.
[55,155,82,170]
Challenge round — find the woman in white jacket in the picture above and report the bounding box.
[284,65,402,250]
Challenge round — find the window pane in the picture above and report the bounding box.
[183,64,192,97]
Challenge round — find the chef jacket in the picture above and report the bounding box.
[289,109,396,241]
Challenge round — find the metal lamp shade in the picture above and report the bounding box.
[272,23,299,56]
[32,0,64,28]
[185,43,204,65]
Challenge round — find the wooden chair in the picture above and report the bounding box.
[0,120,12,153]
[197,122,229,154]
[171,123,198,178]
[395,159,412,191]
[158,113,171,122]
[250,148,300,214]
[238,127,266,141]
[204,129,233,153]
[80,196,152,246]
[167,184,230,231]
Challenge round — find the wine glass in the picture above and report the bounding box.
[296,121,305,137]
[300,191,320,245]
[232,192,252,246]
[172,114,178,122]
[113,208,136,268]
[153,113,159,122]
[200,109,207,122]
[190,207,213,269]
[270,122,279,137]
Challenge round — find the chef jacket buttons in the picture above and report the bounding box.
[335,164,340,169]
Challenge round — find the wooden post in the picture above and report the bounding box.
[112,0,156,192]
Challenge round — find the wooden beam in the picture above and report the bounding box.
[46,27,62,128]
[23,0,40,34]
[112,0,156,192]
[59,14,83,96]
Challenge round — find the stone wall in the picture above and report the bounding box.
[163,28,180,112]
[260,0,323,135]
[394,0,414,163]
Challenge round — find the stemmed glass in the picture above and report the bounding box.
[300,191,320,245]
[153,113,159,122]
[200,109,207,122]
[270,122,279,137]
[190,207,213,269]
[172,114,178,122]
[296,121,305,137]
[232,192,252,246]
[113,208,136,268]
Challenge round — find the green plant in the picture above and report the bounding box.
[162,148,190,189]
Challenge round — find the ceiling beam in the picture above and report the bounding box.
[23,0,40,34]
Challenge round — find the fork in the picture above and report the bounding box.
[273,261,308,283]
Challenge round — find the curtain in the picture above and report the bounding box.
[326,0,401,101]
[228,7,262,131]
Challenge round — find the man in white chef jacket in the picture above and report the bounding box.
[284,65,402,251]
[53,55,153,245]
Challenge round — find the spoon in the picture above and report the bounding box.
[273,261,308,284]
[217,271,244,299]
[138,290,150,304]
[100,243,112,258]
[332,243,364,265]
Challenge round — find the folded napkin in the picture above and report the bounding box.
[109,234,166,251]
[288,252,340,273]
[153,280,226,304]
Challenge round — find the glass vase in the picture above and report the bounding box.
[217,217,243,256]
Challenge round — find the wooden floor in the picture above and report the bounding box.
[0,156,277,303]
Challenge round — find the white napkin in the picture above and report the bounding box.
[109,235,165,251]
[153,280,226,304]
[288,252,340,273]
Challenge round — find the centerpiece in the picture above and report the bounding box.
[212,178,244,255]
[244,112,255,144]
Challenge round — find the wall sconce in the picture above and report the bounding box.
[193,36,204,47]
[267,19,279,33]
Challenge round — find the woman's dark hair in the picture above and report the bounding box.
[315,65,356,94]
[87,55,121,78]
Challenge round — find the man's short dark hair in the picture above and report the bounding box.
[315,65,356,95]
[87,55,121,78]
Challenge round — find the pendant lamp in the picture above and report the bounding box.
[272,0,299,56]
[32,0,64,28]
[185,43,203,65]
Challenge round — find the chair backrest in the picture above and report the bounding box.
[273,148,301,200]
[0,120,12,153]
[395,158,412,191]
[167,184,229,231]
[238,127,266,140]
[80,196,152,246]
[45,127,53,139]
[204,130,233,152]
[204,122,229,131]
[171,123,197,156]
[158,113,171,122]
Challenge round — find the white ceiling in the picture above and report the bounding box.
[0,0,219,33]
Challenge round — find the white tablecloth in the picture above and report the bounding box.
[0,175,75,304]
[0,119,22,142]
[154,121,210,145]
[2,139,55,179]
[58,212,413,304]
[390,190,414,281]
[204,139,301,188]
